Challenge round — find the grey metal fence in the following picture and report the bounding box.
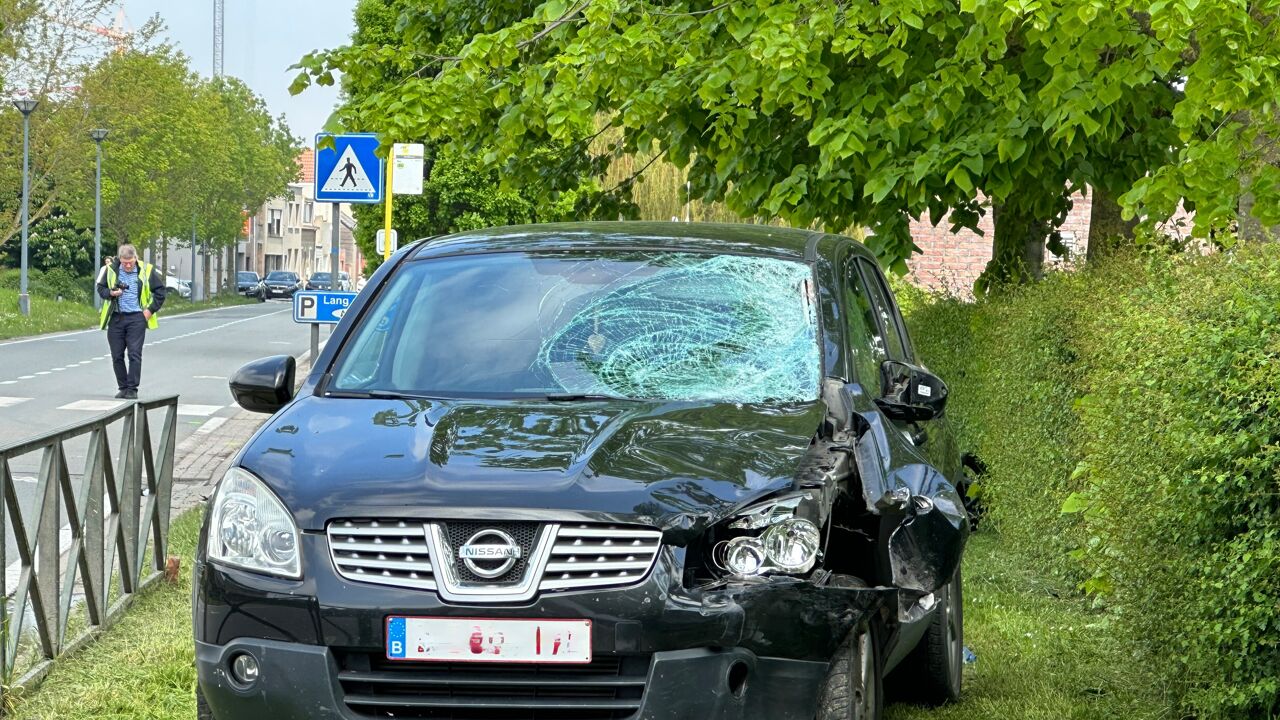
[0,396,177,693]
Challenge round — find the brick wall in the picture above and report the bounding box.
[907,191,1093,295]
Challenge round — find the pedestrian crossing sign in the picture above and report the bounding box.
[315,133,383,203]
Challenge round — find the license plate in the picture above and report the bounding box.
[386,616,592,663]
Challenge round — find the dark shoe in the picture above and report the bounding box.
[123,390,138,400]
[115,390,128,399]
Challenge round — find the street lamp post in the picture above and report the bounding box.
[13,97,38,316]
[90,128,109,310]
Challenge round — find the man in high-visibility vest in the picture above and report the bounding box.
[96,244,167,399]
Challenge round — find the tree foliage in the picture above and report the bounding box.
[301,0,631,274]
[296,0,1280,281]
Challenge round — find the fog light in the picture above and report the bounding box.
[230,652,259,685]
[762,518,820,573]
[719,536,767,575]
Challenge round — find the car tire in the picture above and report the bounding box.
[816,621,882,720]
[893,569,963,706]
[197,685,216,720]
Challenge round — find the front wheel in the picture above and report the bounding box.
[816,622,882,720]
[893,569,963,705]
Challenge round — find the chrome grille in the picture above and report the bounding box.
[328,520,435,590]
[539,524,662,592]
[327,520,661,597]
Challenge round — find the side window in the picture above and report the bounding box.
[857,260,911,362]
[843,261,886,389]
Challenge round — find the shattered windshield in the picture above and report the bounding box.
[331,251,821,403]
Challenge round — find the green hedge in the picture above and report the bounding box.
[903,247,1280,719]
[0,268,96,305]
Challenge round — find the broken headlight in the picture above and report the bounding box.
[711,492,822,577]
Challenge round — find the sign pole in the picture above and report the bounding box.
[331,202,340,290]
[310,323,319,364]
[383,152,394,262]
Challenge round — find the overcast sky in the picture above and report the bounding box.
[120,0,359,141]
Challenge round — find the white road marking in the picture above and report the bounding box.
[57,399,124,412]
[18,375,34,380]
[192,375,227,380]
[35,371,50,376]
[269,341,291,345]
[0,381,15,385]
[177,404,223,417]
[196,417,227,434]
[0,397,32,408]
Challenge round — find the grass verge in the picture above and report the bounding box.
[5,514,1170,720]
[0,290,258,342]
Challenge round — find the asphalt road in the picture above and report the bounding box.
[0,300,316,567]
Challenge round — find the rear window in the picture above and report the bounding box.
[266,272,296,281]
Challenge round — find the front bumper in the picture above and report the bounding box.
[194,536,888,720]
[198,638,829,720]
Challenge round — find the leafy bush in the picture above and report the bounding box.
[0,268,96,304]
[905,247,1280,719]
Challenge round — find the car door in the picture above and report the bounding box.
[851,258,960,482]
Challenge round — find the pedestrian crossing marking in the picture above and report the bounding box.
[178,404,223,417]
[58,399,124,412]
[320,144,376,194]
[0,397,31,408]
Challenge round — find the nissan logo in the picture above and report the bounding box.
[458,529,522,578]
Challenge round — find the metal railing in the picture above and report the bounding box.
[0,396,177,693]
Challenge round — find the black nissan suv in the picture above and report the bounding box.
[196,223,969,720]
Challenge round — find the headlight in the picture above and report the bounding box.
[208,467,301,579]
[711,493,822,578]
[762,518,821,573]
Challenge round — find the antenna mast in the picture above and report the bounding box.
[212,0,224,77]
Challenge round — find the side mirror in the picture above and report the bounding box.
[874,360,948,422]
[229,355,296,414]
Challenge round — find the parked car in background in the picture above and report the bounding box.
[165,275,191,299]
[198,223,969,720]
[236,272,266,302]
[305,271,353,291]
[263,271,301,299]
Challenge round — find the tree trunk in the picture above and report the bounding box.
[980,201,1046,290]
[1087,188,1138,261]
[215,246,223,296]
[202,243,211,300]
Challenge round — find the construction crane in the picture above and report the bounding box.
[213,0,224,77]
[49,6,131,55]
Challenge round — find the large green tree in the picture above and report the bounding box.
[298,0,634,273]
[295,0,1280,284]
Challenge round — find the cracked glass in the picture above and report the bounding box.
[331,251,821,404]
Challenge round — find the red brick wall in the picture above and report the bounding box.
[907,191,1093,295]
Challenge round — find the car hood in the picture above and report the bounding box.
[239,396,827,533]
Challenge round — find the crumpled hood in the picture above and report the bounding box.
[240,396,827,531]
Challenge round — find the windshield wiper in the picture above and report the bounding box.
[543,392,636,402]
[326,390,427,400]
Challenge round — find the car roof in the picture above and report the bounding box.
[409,222,873,263]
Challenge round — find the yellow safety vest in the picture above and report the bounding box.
[99,262,159,331]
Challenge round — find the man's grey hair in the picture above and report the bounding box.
[117,244,137,259]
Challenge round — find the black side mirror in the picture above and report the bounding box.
[230,355,296,414]
[874,360,948,422]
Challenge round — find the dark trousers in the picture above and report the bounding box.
[107,312,147,391]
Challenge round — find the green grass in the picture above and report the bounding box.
[4,509,204,719]
[886,533,1173,720]
[0,290,257,342]
[5,515,1172,719]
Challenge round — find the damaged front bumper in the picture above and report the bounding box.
[195,538,893,720]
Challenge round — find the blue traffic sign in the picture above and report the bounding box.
[315,133,383,203]
[293,290,358,325]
